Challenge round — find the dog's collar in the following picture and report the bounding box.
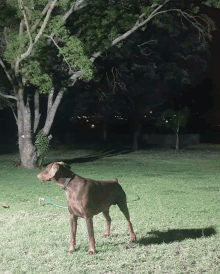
[61,172,76,190]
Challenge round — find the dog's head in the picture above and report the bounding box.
[37,162,71,181]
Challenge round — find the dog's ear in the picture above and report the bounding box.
[57,161,65,165]
[57,161,71,170]
[49,163,60,178]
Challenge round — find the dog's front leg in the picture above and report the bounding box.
[67,214,78,253]
[86,217,96,254]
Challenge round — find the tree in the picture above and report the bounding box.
[0,0,217,168]
[158,106,189,150]
[91,16,210,150]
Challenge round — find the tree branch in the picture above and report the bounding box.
[61,0,88,21]
[60,0,87,22]
[47,86,55,113]
[44,34,74,73]
[33,0,58,44]
[171,10,215,40]
[0,91,17,101]
[0,95,18,122]
[69,70,83,83]
[15,0,58,74]
[74,0,88,11]
[69,1,214,85]
[32,2,51,31]
[90,2,168,62]
[69,1,168,84]
[48,0,88,40]
[90,1,215,62]
[18,0,33,46]
[0,58,16,91]
[43,89,65,135]
[138,40,157,56]
[34,89,41,133]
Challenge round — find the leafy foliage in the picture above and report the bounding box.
[0,0,218,95]
[158,107,189,133]
[34,130,50,166]
[1,0,94,93]
[202,0,220,8]
[3,31,26,64]
[71,1,141,55]
[26,60,53,94]
[58,36,93,81]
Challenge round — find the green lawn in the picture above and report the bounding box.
[0,147,220,274]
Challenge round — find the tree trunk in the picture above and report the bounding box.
[131,108,142,151]
[175,132,179,150]
[103,119,107,142]
[16,87,64,169]
[17,88,37,169]
[133,124,141,151]
[18,134,37,169]
[101,97,108,143]
[132,88,142,151]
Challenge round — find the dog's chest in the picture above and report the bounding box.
[65,188,88,217]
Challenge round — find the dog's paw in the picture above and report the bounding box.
[130,234,136,242]
[88,249,95,255]
[67,248,75,253]
[102,232,110,237]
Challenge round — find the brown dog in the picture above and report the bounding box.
[37,162,136,254]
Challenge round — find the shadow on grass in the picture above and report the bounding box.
[45,147,133,166]
[138,227,216,245]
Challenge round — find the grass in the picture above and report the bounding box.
[0,146,220,273]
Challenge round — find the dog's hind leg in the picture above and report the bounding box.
[117,201,136,241]
[102,209,111,237]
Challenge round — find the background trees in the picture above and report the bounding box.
[158,107,189,150]
[0,0,217,168]
[82,16,210,149]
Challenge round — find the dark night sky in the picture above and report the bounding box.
[191,5,220,128]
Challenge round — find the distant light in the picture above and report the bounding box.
[86,119,89,122]
[165,120,168,123]
[78,116,81,118]
[150,111,152,113]
[91,124,95,128]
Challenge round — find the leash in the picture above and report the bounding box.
[38,195,140,208]
[38,174,76,208]
[38,198,68,208]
